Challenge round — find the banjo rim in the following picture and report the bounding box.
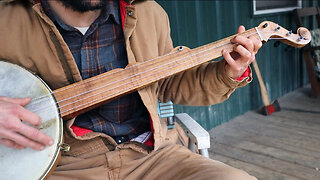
[0,61,64,180]
[37,75,63,180]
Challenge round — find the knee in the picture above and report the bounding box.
[199,160,257,180]
[180,159,257,180]
[219,167,257,180]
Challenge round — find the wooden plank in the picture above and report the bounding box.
[208,86,320,179]
[211,142,320,180]
[212,134,320,169]
[244,111,320,138]
[219,116,320,151]
[211,153,302,180]
[273,109,320,126]
[211,123,320,159]
[280,95,320,109]
[255,111,320,132]
[278,90,320,111]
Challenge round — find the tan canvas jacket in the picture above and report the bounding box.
[0,0,251,150]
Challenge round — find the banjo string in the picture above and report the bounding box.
[29,31,295,115]
[31,30,260,105]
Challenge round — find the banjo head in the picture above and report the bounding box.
[0,61,63,180]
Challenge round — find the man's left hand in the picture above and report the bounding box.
[222,25,262,80]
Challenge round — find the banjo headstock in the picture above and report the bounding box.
[256,21,311,48]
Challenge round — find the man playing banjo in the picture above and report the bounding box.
[0,0,261,179]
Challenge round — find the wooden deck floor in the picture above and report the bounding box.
[208,86,320,180]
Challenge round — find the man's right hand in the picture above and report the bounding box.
[0,96,54,150]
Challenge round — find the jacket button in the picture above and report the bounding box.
[128,11,133,16]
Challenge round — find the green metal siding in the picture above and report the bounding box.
[157,0,319,130]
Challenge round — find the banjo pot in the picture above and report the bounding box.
[0,61,65,180]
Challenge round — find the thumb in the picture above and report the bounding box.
[0,96,31,106]
[237,25,245,34]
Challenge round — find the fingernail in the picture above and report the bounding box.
[48,139,54,146]
[39,146,45,150]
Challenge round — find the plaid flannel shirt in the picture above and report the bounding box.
[41,0,150,138]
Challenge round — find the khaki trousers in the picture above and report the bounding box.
[50,128,257,180]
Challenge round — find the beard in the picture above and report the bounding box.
[57,0,106,13]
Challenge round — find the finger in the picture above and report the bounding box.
[0,96,30,106]
[234,44,252,62]
[232,36,254,53]
[249,36,263,53]
[15,105,42,126]
[222,50,236,68]
[237,25,245,34]
[0,138,25,149]
[0,128,46,150]
[0,116,53,148]
[0,97,42,126]
[16,122,54,147]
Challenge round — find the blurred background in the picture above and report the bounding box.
[157,0,320,130]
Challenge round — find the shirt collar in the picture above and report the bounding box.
[40,0,121,32]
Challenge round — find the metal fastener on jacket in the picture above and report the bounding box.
[128,11,133,16]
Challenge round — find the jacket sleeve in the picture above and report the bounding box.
[156,10,252,106]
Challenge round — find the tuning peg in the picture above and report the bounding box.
[262,23,268,28]
[286,30,292,36]
[275,26,280,31]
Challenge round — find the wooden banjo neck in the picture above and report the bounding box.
[53,21,311,119]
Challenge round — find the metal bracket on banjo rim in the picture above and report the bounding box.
[59,143,70,152]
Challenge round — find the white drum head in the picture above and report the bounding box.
[0,61,62,180]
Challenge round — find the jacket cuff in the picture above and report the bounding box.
[236,67,251,82]
[217,60,252,88]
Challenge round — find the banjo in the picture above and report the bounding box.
[0,21,311,179]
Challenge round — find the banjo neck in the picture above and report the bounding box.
[53,21,311,119]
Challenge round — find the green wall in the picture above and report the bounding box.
[157,0,319,130]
